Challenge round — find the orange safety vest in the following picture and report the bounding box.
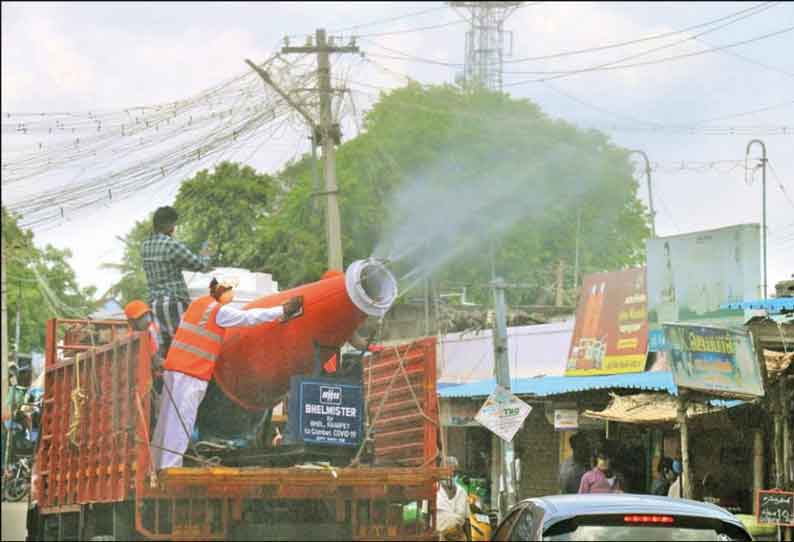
[164,295,226,381]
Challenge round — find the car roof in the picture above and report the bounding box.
[520,494,744,527]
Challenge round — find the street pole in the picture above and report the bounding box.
[629,149,656,238]
[247,30,358,271]
[491,276,515,518]
[15,283,21,364]
[1,237,8,416]
[310,134,321,212]
[677,394,692,499]
[280,30,359,272]
[745,140,767,299]
[316,29,343,271]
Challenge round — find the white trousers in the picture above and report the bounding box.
[150,370,208,469]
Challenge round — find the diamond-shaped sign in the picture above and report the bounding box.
[475,385,532,442]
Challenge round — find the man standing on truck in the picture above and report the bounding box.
[142,206,212,361]
[124,300,161,360]
[150,276,304,469]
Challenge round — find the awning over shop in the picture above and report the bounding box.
[721,297,794,313]
[582,392,740,425]
[438,370,676,399]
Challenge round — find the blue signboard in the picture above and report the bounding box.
[289,377,363,447]
[663,323,764,399]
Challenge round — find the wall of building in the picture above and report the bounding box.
[516,404,561,498]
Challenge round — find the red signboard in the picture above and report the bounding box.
[566,268,649,376]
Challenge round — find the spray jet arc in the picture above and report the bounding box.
[213,258,398,411]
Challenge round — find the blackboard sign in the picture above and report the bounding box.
[757,490,794,526]
[288,376,363,447]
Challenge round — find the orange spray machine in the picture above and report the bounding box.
[210,258,398,448]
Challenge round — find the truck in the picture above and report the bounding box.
[25,260,449,541]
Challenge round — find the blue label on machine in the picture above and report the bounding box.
[293,378,363,447]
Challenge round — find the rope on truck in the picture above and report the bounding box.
[66,353,87,448]
[350,341,439,468]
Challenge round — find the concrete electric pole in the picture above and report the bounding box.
[1,238,8,417]
[628,149,656,239]
[449,2,523,518]
[248,29,358,272]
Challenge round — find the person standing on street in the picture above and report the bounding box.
[651,457,676,496]
[150,276,303,469]
[142,206,212,360]
[436,456,469,542]
[578,447,624,494]
[559,433,590,494]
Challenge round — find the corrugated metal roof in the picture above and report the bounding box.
[721,297,794,313]
[439,370,676,399]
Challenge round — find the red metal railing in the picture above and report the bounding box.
[363,337,440,468]
[38,318,152,510]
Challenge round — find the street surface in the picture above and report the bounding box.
[1,502,27,541]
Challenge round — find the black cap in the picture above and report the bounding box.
[153,206,178,230]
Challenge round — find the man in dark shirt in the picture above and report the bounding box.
[559,433,590,494]
[141,206,211,361]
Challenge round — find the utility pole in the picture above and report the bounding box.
[246,29,358,271]
[491,276,516,518]
[1,237,8,419]
[745,140,767,299]
[629,149,656,238]
[555,260,565,307]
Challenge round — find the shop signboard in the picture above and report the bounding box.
[565,267,648,376]
[288,376,363,447]
[663,323,765,399]
[553,409,579,430]
[647,224,761,351]
[475,386,532,443]
[757,490,794,526]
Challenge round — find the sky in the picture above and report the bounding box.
[2,1,793,299]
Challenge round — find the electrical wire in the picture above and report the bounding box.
[360,1,784,69]
[503,25,794,85]
[3,54,322,230]
[344,79,793,136]
[768,160,794,210]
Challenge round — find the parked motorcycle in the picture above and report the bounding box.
[457,474,493,542]
[3,455,32,502]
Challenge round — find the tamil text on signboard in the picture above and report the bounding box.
[757,490,794,526]
[664,323,764,399]
[566,267,648,376]
[475,386,532,442]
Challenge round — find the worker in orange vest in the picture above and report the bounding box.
[124,300,161,361]
[150,275,303,469]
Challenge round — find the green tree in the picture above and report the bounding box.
[2,207,97,353]
[172,161,275,269]
[257,83,650,301]
[100,219,151,305]
[111,84,650,304]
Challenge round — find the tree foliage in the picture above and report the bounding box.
[2,207,97,353]
[111,84,650,307]
[100,219,151,305]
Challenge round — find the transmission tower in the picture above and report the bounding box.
[449,2,523,91]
